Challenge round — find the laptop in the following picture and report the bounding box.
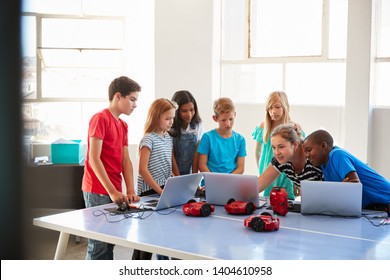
[300,180,363,217]
[203,172,265,208]
[135,173,203,211]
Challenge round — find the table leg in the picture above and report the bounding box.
[54,232,70,260]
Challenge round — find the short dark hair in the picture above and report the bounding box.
[108,76,141,101]
[305,129,334,148]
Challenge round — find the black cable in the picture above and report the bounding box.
[92,208,154,223]
[362,213,390,227]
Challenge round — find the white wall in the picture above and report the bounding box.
[371,108,390,179]
[154,0,217,131]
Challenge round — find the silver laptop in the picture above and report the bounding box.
[203,172,265,208]
[136,173,203,211]
[300,180,363,217]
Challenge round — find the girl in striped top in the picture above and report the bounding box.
[257,123,323,196]
[137,98,180,196]
[132,98,179,261]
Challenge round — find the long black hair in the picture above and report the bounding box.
[169,90,201,139]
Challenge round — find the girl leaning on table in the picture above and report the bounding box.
[257,123,323,196]
[132,98,180,261]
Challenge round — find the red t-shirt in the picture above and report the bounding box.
[82,109,128,195]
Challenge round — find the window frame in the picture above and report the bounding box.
[22,12,126,102]
[221,0,389,107]
[220,0,347,105]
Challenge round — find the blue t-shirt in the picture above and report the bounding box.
[197,129,246,173]
[322,146,390,207]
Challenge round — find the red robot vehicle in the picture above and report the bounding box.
[269,186,288,216]
[182,200,215,217]
[224,198,256,215]
[244,212,280,232]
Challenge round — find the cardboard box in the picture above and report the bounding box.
[51,139,84,164]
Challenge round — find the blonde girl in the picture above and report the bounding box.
[252,91,300,199]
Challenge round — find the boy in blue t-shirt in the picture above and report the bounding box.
[197,97,246,174]
[303,129,390,208]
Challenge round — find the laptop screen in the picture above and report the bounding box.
[203,172,263,208]
[300,180,363,217]
[135,173,203,211]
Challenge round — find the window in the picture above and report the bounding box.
[21,15,37,99]
[39,17,124,99]
[221,0,389,107]
[250,0,323,57]
[221,0,348,106]
[21,0,154,144]
[374,0,390,106]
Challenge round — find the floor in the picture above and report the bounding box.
[26,208,155,260]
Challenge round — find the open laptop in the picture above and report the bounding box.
[203,172,265,208]
[135,173,203,211]
[300,180,363,217]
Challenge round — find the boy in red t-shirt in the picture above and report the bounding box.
[82,76,141,260]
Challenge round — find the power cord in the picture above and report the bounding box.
[362,213,390,227]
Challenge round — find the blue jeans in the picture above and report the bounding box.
[83,191,114,260]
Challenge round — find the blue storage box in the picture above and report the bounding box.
[51,139,84,164]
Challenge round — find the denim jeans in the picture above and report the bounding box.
[173,130,197,175]
[83,191,114,260]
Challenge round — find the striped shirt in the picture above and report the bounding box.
[137,132,173,194]
[271,157,323,187]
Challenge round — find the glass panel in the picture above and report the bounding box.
[221,0,247,60]
[374,63,390,106]
[286,63,346,106]
[82,0,137,16]
[41,18,124,49]
[250,0,322,57]
[329,0,348,58]
[23,101,142,144]
[23,102,83,143]
[22,0,134,16]
[21,16,37,99]
[221,64,283,103]
[378,0,390,57]
[39,49,123,68]
[22,0,82,14]
[41,68,122,99]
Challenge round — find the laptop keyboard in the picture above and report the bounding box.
[144,199,159,207]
